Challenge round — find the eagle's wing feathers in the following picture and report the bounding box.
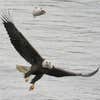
[45,67,99,77]
[2,13,44,65]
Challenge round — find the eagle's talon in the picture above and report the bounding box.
[29,84,35,91]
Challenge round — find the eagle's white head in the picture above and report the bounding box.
[42,60,53,69]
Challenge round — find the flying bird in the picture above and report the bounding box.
[32,7,46,17]
[1,12,99,91]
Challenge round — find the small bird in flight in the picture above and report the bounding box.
[32,7,46,17]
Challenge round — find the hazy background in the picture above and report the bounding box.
[0,0,100,100]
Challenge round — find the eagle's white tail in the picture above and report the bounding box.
[16,65,31,73]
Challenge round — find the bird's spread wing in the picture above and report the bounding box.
[1,12,44,65]
[45,67,99,77]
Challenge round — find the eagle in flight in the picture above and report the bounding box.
[1,11,99,91]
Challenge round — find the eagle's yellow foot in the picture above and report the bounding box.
[25,77,29,82]
[29,84,35,91]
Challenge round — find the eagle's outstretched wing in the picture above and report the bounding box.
[45,67,99,77]
[1,13,44,65]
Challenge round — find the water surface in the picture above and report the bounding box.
[0,0,100,100]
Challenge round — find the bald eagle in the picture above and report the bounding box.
[1,12,99,91]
